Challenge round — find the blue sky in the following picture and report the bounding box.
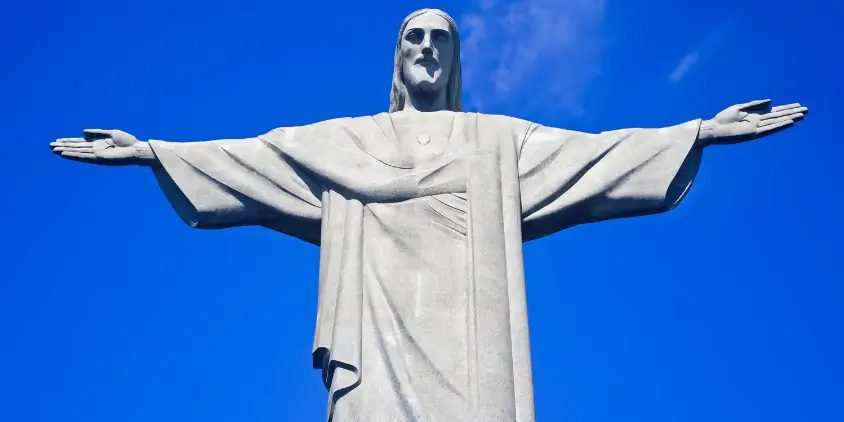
[2,0,843,421]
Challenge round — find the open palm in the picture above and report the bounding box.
[50,129,141,165]
[704,99,808,145]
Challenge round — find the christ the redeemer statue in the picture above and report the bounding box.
[50,8,808,422]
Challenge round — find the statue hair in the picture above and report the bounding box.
[389,9,463,112]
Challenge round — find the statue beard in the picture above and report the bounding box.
[406,77,440,93]
[399,68,450,111]
[405,78,444,102]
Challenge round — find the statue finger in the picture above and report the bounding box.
[756,119,794,136]
[52,138,88,145]
[770,111,806,123]
[737,99,772,112]
[760,107,808,121]
[82,129,114,140]
[51,140,93,147]
[52,145,94,153]
[60,151,97,161]
[51,142,90,152]
[770,103,801,112]
[775,103,805,112]
[758,115,801,129]
[53,142,95,151]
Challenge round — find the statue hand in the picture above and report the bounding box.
[698,99,808,146]
[50,129,150,166]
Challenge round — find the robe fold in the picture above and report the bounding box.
[148,112,702,422]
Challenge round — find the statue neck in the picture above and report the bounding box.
[403,87,448,112]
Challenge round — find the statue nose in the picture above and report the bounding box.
[421,35,433,53]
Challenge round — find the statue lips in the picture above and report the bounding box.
[416,57,438,67]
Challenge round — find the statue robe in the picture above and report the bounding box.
[148,111,703,422]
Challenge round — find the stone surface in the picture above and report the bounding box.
[49,7,808,422]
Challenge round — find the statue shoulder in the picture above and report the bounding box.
[477,112,535,125]
[264,115,375,136]
[473,112,538,140]
[302,115,368,129]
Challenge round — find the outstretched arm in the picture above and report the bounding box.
[519,99,809,241]
[50,129,323,244]
[519,119,703,241]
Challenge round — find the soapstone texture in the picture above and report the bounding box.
[49,7,808,422]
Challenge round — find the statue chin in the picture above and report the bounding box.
[404,66,445,93]
[407,79,443,93]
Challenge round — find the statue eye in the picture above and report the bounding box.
[404,29,423,43]
[433,31,450,42]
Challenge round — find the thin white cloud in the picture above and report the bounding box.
[668,22,731,83]
[669,53,699,83]
[460,0,606,114]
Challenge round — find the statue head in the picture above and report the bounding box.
[389,9,463,112]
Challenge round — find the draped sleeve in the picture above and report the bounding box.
[149,132,324,245]
[518,120,704,241]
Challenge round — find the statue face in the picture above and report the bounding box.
[400,12,454,94]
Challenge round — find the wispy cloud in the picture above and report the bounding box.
[668,22,731,83]
[669,53,699,83]
[460,0,606,115]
